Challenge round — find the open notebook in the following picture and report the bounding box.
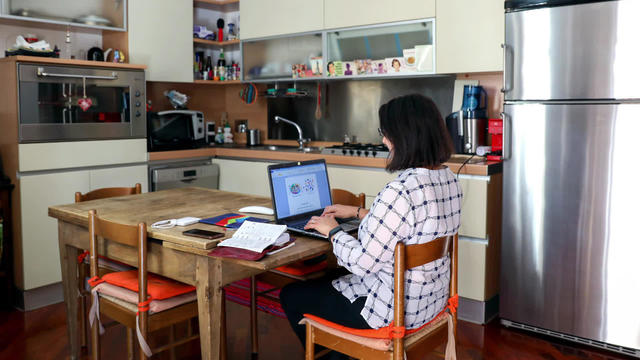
[216,221,290,253]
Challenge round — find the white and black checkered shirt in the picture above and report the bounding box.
[331,167,462,329]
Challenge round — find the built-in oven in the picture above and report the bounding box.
[17,63,146,143]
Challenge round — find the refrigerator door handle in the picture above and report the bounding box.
[501,111,511,160]
[501,44,512,93]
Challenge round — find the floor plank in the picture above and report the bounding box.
[0,301,634,360]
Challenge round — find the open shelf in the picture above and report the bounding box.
[194,38,240,47]
[194,79,242,85]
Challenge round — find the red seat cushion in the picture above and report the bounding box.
[275,260,328,276]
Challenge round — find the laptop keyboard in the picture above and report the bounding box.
[285,218,359,239]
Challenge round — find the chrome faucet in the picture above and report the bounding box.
[274,116,310,150]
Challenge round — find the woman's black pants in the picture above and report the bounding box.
[280,274,371,356]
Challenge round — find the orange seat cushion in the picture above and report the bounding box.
[100,270,195,300]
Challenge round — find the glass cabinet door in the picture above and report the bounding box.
[242,33,323,82]
[326,20,434,77]
[2,0,126,30]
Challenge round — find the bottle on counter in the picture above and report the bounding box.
[214,124,224,144]
[223,120,233,143]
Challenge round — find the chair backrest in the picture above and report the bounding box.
[393,234,458,357]
[331,188,365,208]
[76,183,142,203]
[88,209,148,305]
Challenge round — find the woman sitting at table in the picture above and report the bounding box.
[280,94,463,355]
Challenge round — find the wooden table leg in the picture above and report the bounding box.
[58,222,80,360]
[196,256,224,360]
[250,275,259,360]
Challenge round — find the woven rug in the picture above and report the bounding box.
[224,278,285,318]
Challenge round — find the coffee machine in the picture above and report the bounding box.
[446,85,488,154]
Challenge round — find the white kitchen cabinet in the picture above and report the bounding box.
[20,169,90,290]
[212,158,274,196]
[324,0,435,29]
[89,165,149,192]
[18,139,147,172]
[211,158,398,205]
[457,176,489,239]
[18,164,148,291]
[128,0,193,82]
[240,0,324,39]
[456,173,502,305]
[436,0,504,74]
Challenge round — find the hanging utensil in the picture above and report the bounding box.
[324,83,330,118]
[77,77,93,111]
[315,81,322,119]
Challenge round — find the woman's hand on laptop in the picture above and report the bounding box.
[304,215,339,236]
[321,204,359,219]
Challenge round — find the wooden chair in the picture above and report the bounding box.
[76,184,142,350]
[331,188,366,209]
[87,209,205,360]
[301,234,458,360]
[75,183,142,203]
[244,188,366,359]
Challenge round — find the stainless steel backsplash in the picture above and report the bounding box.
[267,76,455,144]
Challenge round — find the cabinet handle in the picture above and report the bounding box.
[37,67,118,80]
[501,112,511,160]
[500,44,512,93]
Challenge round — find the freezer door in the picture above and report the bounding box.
[500,103,640,350]
[504,1,640,101]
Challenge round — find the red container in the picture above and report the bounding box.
[487,118,503,161]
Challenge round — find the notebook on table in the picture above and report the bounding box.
[200,213,270,229]
[267,159,360,239]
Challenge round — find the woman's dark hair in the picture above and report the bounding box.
[378,94,453,171]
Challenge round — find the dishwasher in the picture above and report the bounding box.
[150,159,219,191]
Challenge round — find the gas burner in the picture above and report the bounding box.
[321,143,389,158]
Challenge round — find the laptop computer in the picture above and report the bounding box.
[267,159,360,239]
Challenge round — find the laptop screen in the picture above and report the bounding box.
[268,161,332,220]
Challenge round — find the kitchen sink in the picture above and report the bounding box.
[253,145,322,153]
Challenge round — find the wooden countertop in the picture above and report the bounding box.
[0,55,146,70]
[149,146,502,176]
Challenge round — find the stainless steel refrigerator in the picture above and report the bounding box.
[500,0,640,357]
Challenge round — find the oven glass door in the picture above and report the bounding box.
[20,81,130,125]
[18,64,146,143]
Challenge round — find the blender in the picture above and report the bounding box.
[446,85,488,154]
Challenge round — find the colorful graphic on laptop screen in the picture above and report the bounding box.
[269,162,331,219]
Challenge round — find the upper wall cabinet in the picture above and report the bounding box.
[436,0,504,74]
[0,0,126,31]
[324,0,435,29]
[240,0,324,40]
[128,0,193,82]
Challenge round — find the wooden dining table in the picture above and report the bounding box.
[48,187,332,360]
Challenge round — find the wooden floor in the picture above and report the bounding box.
[0,300,635,360]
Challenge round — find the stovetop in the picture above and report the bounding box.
[321,143,390,158]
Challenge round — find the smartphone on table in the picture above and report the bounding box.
[182,229,225,240]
